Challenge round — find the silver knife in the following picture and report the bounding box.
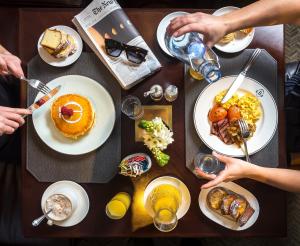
[24,85,61,118]
[221,48,262,104]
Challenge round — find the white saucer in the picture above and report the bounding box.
[41,180,89,227]
[213,7,255,53]
[143,176,191,219]
[156,11,189,56]
[37,25,83,67]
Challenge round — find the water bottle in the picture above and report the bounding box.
[165,32,221,83]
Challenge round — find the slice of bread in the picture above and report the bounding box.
[55,34,77,58]
[40,29,62,50]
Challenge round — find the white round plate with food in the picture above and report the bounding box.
[199,181,259,230]
[37,25,83,67]
[156,11,189,56]
[143,176,191,220]
[41,180,89,227]
[212,6,255,53]
[193,75,277,157]
[32,75,116,155]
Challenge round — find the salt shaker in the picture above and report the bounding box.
[164,85,178,102]
[144,84,163,101]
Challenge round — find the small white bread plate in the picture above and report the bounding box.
[199,181,259,230]
[32,75,116,155]
[37,25,83,67]
[41,180,89,227]
[156,11,189,56]
[213,6,255,53]
[143,176,191,220]
[193,75,278,157]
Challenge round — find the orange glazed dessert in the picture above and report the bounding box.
[51,94,95,139]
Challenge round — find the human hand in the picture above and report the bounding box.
[166,12,228,47]
[196,151,252,189]
[0,106,31,135]
[0,50,24,78]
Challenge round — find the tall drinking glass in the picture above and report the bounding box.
[121,95,144,120]
[147,184,181,232]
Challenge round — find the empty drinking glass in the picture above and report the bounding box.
[121,95,144,120]
[193,153,225,175]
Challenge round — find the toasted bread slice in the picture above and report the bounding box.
[40,29,62,50]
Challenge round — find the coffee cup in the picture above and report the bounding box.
[44,193,74,226]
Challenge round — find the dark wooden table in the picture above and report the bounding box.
[0,7,286,237]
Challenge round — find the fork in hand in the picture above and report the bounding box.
[238,118,251,163]
[20,76,51,95]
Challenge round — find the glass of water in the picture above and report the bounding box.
[193,153,222,174]
[121,95,144,120]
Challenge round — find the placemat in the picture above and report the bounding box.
[27,52,121,183]
[185,49,279,169]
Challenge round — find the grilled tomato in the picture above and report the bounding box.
[208,106,227,123]
[227,105,241,122]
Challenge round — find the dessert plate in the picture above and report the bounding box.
[143,176,191,220]
[41,180,89,227]
[193,75,278,157]
[37,25,83,67]
[156,11,189,56]
[213,7,255,53]
[199,182,259,230]
[32,75,116,155]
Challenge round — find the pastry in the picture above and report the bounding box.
[51,94,95,139]
[207,187,227,210]
[40,28,77,59]
[219,32,236,44]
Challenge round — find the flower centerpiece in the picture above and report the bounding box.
[138,117,174,167]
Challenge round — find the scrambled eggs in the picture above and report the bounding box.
[215,90,261,124]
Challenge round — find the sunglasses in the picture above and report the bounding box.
[105,39,148,64]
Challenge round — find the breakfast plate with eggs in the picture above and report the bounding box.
[32,75,115,155]
[38,25,83,67]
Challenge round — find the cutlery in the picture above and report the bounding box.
[221,48,261,104]
[32,209,52,227]
[20,76,51,95]
[23,85,61,118]
[238,118,251,163]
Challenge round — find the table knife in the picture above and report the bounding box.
[25,85,61,117]
[221,48,262,104]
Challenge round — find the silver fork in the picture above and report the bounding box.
[238,118,251,163]
[20,76,51,95]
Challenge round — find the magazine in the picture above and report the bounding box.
[72,0,162,89]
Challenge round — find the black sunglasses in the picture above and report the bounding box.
[105,39,148,64]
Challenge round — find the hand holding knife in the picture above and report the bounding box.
[221,48,262,104]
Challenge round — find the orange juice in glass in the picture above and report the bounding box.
[106,192,131,220]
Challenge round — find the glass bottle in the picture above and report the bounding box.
[165,32,221,83]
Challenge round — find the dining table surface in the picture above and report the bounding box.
[0,7,286,237]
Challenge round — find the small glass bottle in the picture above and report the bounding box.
[164,85,178,102]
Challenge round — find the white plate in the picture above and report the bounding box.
[213,7,255,53]
[37,25,83,67]
[143,176,191,220]
[156,11,189,56]
[41,180,89,227]
[32,75,116,155]
[193,75,278,157]
[199,182,259,230]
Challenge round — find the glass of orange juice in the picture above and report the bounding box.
[106,192,131,220]
[147,184,181,232]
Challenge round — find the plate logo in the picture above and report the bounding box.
[256,89,264,97]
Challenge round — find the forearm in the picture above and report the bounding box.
[244,164,300,192]
[221,0,300,33]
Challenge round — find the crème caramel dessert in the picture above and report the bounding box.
[51,94,95,139]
